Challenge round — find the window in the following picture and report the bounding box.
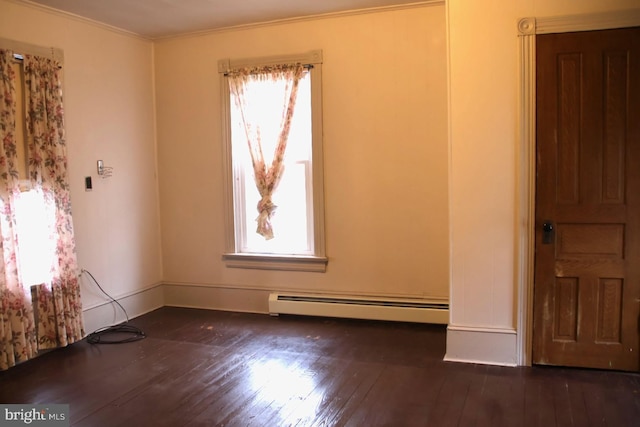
[219,51,327,272]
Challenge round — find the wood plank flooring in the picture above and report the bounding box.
[1,307,639,426]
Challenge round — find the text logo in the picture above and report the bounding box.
[0,405,69,426]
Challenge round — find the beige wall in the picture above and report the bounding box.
[447,0,639,363]
[155,4,449,301]
[0,0,163,329]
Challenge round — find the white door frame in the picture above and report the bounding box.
[516,9,640,366]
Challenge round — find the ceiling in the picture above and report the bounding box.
[23,0,427,39]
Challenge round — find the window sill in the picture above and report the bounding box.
[222,253,328,273]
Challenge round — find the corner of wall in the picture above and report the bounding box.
[82,284,165,334]
[445,324,518,367]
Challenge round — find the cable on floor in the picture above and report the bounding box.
[81,269,146,344]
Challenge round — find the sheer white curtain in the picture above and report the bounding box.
[227,64,305,239]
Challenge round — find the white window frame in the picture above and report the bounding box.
[218,50,327,272]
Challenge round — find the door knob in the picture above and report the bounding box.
[542,221,554,244]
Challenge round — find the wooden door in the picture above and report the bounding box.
[533,27,640,371]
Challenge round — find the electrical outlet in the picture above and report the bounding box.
[97,160,104,176]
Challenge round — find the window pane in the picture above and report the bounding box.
[243,162,311,254]
[15,190,56,287]
[230,72,313,255]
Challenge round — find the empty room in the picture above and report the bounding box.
[0,0,639,425]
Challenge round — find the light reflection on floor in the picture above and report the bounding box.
[248,357,325,423]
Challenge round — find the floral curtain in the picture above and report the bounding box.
[23,54,83,351]
[0,49,38,370]
[227,64,305,239]
[0,49,83,371]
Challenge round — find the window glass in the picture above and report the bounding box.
[230,72,313,255]
[15,189,56,287]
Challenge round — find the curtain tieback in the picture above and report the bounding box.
[256,196,277,240]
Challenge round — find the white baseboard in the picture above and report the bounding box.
[163,282,271,314]
[444,324,517,367]
[82,284,164,334]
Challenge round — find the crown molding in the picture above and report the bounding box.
[154,1,444,41]
[7,0,152,41]
[7,0,444,42]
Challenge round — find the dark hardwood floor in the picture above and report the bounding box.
[1,307,639,426]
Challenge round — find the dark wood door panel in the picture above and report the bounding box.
[555,223,625,258]
[533,27,640,371]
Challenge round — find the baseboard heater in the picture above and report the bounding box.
[268,293,449,324]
